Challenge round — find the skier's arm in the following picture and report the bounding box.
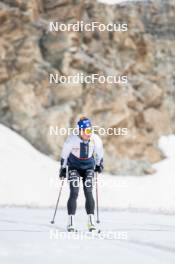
[94,135,104,173]
[61,139,72,167]
[59,137,72,178]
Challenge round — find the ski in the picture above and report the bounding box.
[88,228,101,234]
[67,229,78,233]
[67,227,78,233]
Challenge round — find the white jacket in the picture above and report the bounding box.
[61,133,103,169]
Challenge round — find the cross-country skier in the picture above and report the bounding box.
[59,116,104,232]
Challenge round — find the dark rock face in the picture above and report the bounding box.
[0,0,175,175]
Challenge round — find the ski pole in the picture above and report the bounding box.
[95,172,100,223]
[50,178,64,224]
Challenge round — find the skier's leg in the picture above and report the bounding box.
[83,169,95,215]
[67,169,80,215]
[83,169,96,231]
[67,169,80,232]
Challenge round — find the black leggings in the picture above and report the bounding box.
[67,169,95,215]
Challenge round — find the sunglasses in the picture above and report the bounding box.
[81,128,92,135]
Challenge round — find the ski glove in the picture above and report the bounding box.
[95,159,103,173]
[95,165,103,173]
[95,164,103,173]
[59,167,67,178]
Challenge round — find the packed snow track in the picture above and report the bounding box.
[1,208,175,264]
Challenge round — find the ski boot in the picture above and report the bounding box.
[67,215,77,232]
[87,214,97,232]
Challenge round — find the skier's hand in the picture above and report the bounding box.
[95,164,103,173]
[59,167,67,178]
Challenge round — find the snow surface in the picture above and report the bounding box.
[0,124,175,213]
[1,208,175,264]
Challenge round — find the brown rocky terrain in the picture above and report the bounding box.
[0,0,175,175]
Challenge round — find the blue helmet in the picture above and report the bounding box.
[77,117,92,129]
